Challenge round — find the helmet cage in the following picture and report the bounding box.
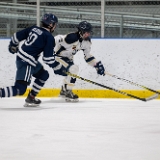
[78,21,93,35]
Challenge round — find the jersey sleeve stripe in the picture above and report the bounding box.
[17,47,38,67]
[85,56,95,63]
[11,33,19,45]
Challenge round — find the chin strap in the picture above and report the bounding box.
[48,26,53,33]
[48,23,56,33]
[78,32,83,42]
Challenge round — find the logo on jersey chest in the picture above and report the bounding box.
[72,45,77,55]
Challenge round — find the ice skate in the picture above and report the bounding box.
[65,90,79,102]
[59,86,79,102]
[59,86,66,98]
[24,92,41,107]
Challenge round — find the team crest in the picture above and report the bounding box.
[72,45,77,55]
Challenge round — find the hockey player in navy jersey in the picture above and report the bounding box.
[0,13,58,107]
[53,21,105,102]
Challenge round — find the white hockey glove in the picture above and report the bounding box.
[94,61,105,76]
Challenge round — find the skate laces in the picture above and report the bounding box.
[66,90,78,98]
[28,93,39,102]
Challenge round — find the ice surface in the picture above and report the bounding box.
[0,98,160,160]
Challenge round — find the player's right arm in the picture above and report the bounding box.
[8,26,34,54]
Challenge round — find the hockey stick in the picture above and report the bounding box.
[105,72,160,95]
[65,72,158,102]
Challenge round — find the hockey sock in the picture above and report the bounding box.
[30,79,45,97]
[0,82,27,98]
[0,86,20,97]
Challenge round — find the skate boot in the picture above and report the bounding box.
[59,86,79,102]
[24,92,41,107]
[59,86,66,98]
[65,90,79,102]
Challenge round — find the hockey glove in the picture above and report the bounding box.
[94,61,105,76]
[53,61,67,76]
[8,41,18,54]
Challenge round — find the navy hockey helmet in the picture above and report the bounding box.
[41,13,58,27]
[77,21,93,34]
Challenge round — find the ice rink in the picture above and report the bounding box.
[0,97,160,160]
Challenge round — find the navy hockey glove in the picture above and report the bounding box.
[53,61,67,76]
[8,41,18,54]
[94,61,105,76]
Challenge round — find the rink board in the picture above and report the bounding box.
[22,88,159,99]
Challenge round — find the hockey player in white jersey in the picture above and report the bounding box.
[53,21,105,102]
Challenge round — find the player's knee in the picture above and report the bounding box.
[68,65,79,74]
[15,81,27,95]
[38,70,49,82]
[40,70,49,81]
[33,67,49,82]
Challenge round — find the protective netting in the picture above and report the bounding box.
[0,0,160,38]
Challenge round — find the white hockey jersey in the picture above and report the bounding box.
[54,32,97,67]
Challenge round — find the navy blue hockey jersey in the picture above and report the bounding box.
[11,25,55,67]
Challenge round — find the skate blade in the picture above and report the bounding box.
[65,98,79,102]
[23,103,39,107]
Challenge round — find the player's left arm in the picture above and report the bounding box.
[43,36,56,68]
[83,41,105,76]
